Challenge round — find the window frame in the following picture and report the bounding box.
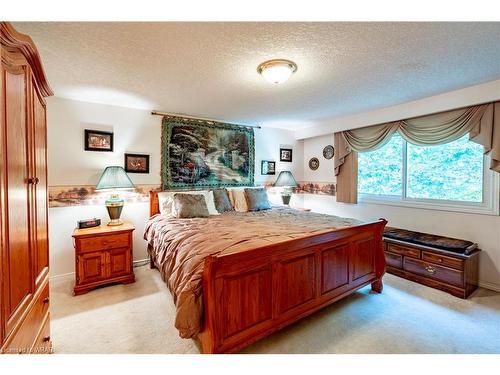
[358,137,500,216]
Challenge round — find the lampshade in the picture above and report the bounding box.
[95,166,135,190]
[257,59,297,84]
[274,171,297,187]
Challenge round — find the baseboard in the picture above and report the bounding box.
[478,281,500,293]
[49,271,75,281]
[49,258,150,281]
[133,258,149,267]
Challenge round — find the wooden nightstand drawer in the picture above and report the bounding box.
[78,232,130,253]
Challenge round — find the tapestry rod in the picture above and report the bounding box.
[151,110,262,129]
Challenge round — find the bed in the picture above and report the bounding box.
[146,190,387,353]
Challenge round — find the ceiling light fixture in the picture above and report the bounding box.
[257,59,297,84]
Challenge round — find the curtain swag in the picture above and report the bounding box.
[334,101,500,175]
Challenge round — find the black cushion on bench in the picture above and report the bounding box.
[383,227,477,255]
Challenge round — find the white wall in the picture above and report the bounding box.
[295,79,500,139]
[47,97,303,277]
[303,134,335,182]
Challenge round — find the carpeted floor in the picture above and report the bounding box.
[49,265,500,354]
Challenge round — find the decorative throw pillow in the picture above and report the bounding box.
[172,190,219,216]
[244,188,271,211]
[173,193,210,218]
[230,188,249,212]
[212,188,234,213]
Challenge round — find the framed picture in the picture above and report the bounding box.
[309,157,320,170]
[323,145,335,159]
[261,160,276,175]
[280,148,293,162]
[84,129,113,152]
[124,153,150,174]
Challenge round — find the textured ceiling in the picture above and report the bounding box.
[13,22,500,129]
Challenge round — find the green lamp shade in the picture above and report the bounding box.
[95,166,135,190]
[274,171,297,187]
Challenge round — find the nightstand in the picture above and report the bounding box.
[72,222,135,295]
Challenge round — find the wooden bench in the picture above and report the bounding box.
[383,227,480,299]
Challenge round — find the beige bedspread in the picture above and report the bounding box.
[143,207,362,338]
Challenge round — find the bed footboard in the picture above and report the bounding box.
[199,219,387,354]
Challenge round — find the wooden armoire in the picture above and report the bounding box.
[0,22,53,354]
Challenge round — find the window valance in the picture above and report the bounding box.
[334,101,500,176]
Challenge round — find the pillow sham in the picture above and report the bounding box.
[244,188,271,211]
[173,193,210,218]
[212,188,234,213]
[158,190,219,216]
[158,192,176,215]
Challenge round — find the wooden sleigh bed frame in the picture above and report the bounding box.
[149,191,387,354]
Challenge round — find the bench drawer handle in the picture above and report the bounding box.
[425,266,436,274]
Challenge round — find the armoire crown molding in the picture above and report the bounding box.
[0,21,53,97]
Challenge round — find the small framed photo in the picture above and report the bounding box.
[261,160,276,175]
[280,148,293,162]
[124,153,150,174]
[84,129,113,152]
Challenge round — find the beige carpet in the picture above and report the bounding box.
[49,265,500,354]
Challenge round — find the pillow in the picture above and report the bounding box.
[212,188,234,213]
[159,190,219,216]
[244,188,271,211]
[229,188,249,212]
[158,192,176,215]
[173,193,210,218]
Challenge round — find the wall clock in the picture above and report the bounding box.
[309,157,320,170]
[323,145,334,159]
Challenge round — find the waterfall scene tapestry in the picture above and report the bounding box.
[161,117,255,189]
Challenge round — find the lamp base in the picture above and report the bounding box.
[281,194,292,205]
[105,194,124,226]
[107,218,124,226]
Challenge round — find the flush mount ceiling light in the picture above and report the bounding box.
[257,59,297,84]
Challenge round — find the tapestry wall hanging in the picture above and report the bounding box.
[161,116,255,189]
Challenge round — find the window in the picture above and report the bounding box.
[358,133,499,214]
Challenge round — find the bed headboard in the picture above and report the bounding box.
[150,191,160,217]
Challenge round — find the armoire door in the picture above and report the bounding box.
[32,82,49,288]
[1,49,34,338]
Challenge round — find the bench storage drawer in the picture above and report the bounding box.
[387,243,420,259]
[403,258,463,287]
[385,251,402,269]
[421,251,463,270]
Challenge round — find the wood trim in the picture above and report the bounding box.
[150,191,160,216]
[0,22,53,98]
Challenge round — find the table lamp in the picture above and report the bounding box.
[274,170,297,205]
[95,166,135,226]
